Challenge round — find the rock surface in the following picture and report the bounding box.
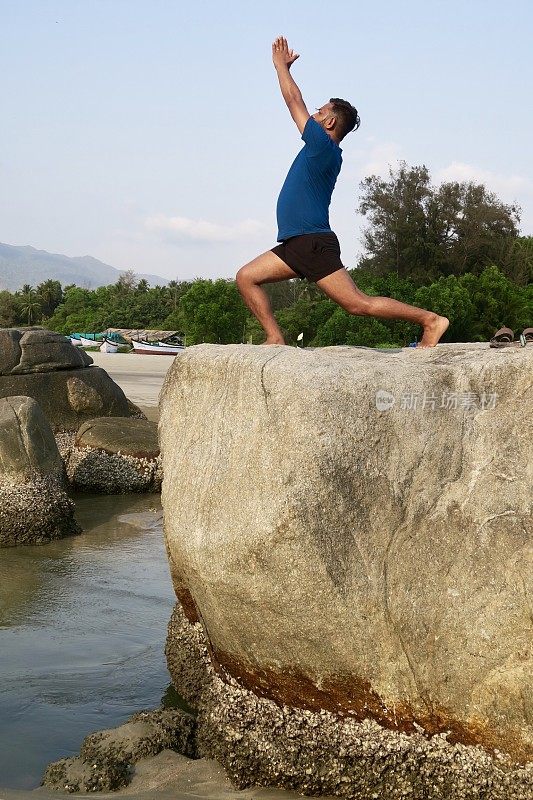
[0,396,79,546]
[0,394,64,478]
[75,417,159,458]
[159,343,533,782]
[0,367,132,431]
[65,417,161,493]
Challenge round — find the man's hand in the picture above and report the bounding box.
[272,36,309,134]
[272,36,299,70]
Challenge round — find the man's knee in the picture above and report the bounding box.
[235,266,252,290]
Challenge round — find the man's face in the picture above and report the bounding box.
[312,103,335,126]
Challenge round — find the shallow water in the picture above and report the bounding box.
[0,493,176,789]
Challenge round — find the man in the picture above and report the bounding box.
[236,36,449,348]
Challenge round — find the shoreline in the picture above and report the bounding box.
[0,352,322,799]
[0,751,316,800]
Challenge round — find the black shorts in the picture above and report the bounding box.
[271,232,344,282]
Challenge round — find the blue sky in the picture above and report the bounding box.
[2,0,532,282]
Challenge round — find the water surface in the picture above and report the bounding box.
[0,493,175,789]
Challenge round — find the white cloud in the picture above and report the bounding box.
[347,148,531,203]
[435,161,530,198]
[144,214,266,244]
[359,142,403,178]
[341,140,404,183]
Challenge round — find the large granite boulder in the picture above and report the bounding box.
[0,328,133,431]
[66,417,161,493]
[0,396,79,545]
[159,343,532,795]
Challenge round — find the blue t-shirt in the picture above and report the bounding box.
[276,117,342,242]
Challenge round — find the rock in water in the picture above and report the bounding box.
[66,417,161,493]
[42,708,196,793]
[0,396,79,545]
[159,343,532,792]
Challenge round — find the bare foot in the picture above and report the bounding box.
[262,336,286,345]
[417,314,450,348]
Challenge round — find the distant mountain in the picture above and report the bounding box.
[0,243,168,291]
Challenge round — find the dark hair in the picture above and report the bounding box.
[329,98,361,139]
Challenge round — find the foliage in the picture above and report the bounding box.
[36,280,63,316]
[359,162,523,284]
[0,290,18,327]
[178,279,248,344]
[19,292,42,325]
[413,277,476,341]
[458,266,532,340]
[313,310,399,347]
[0,262,528,350]
[276,297,335,346]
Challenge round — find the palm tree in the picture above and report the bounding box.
[19,291,42,325]
[37,279,63,315]
[166,280,180,311]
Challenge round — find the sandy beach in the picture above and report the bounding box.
[0,751,314,800]
[89,352,177,420]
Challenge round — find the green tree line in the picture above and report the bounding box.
[1,164,531,347]
[1,264,530,348]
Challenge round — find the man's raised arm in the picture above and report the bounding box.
[272,36,310,134]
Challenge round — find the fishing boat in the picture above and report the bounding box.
[157,340,185,348]
[80,335,100,347]
[99,338,119,353]
[70,337,82,346]
[131,340,184,355]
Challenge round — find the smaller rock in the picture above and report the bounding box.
[0,396,80,546]
[166,602,212,709]
[0,479,81,547]
[40,755,131,793]
[10,329,92,374]
[65,417,161,494]
[0,328,23,375]
[0,364,132,432]
[42,707,197,793]
[0,394,64,479]
[75,417,159,458]
[126,398,148,420]
[81,708,197,763]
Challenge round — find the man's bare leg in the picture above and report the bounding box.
[316,269,449,348]
[236,251,299,344]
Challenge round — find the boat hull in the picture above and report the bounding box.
[132,340,184,355]
[99,339,119,353]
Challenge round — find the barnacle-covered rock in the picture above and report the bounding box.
[0,395,79,546]
[66,417,161,493]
